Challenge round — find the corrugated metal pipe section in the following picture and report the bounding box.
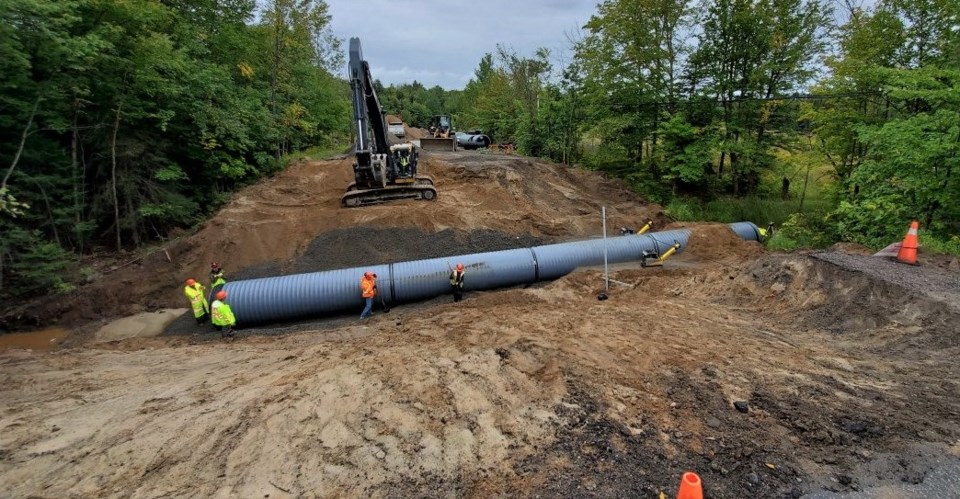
[224,222,761,325]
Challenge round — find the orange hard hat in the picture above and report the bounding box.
[456,263,464,271]
[215,290,227,300]
[186,278,196,286]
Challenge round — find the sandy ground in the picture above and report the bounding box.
[1,147,959,497]
[2,247,959,498]
[91,310,186,343]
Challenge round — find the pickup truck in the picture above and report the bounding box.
[387,121,405,138]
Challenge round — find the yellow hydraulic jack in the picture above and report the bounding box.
[620,220,653,236]
[640,241,681,268]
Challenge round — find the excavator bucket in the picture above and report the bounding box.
[419,137,457,152]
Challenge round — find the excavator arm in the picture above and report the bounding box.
[349,38,390,188]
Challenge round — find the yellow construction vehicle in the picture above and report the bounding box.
[420,115,458,151]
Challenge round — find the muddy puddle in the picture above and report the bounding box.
[0,327,69,352]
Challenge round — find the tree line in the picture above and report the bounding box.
[0,0,350,297]
[451,0,958,249]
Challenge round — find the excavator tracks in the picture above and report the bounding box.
[341,176,437,207]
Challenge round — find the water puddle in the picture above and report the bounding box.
[0,327,70,352]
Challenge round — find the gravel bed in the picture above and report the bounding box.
[292,226,544,274]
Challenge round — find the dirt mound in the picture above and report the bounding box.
[681,224,763,263]
[3,150,663,329]
[686,253,960,355]
[405,126,428,139]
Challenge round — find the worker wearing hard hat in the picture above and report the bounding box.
[449,263,466,302]
[208,261,227,304]
[210,290,236,338]
[360,272,377,319]
[183,278,209,324]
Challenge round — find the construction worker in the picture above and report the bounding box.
[210,290,236,338]
[758,222,775,241]
[208,262,226,303]
[360,271,377,319]
[183,278,209,324]
[397,149,410,175]
[449,263,465,302]
[210,262,226,288]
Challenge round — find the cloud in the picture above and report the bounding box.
[326,0,597,89]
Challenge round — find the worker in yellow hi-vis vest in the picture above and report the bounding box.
[210,290,236,338]
[183,278,209,324]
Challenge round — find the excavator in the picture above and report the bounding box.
[341,37,437,208]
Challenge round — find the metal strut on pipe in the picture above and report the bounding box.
[224,222,762,325]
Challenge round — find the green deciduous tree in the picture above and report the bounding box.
[834,67,960,245]
[0,0,349,299]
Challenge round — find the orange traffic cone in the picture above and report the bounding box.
[895,220,920,265]
[677,471,703,499]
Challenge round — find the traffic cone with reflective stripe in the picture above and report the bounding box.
[895,220,920,266]
[677,472,703,499]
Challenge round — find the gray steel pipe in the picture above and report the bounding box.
[224,222,761,325]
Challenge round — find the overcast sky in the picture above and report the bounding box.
[326,0,599,90]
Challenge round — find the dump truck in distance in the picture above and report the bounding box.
[388,120,405,138]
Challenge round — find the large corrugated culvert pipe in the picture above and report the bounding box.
[224,222,761,325]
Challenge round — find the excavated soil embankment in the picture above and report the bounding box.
[1,150,664,330]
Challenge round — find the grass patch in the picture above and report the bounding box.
[297,143,350,161]
[765,231,824,251]
[920,233,960,257]
[283,136,352,164]
[665,195,834,227]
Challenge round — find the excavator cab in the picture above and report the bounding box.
[391,143,416,179]
[430,115,453,138]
